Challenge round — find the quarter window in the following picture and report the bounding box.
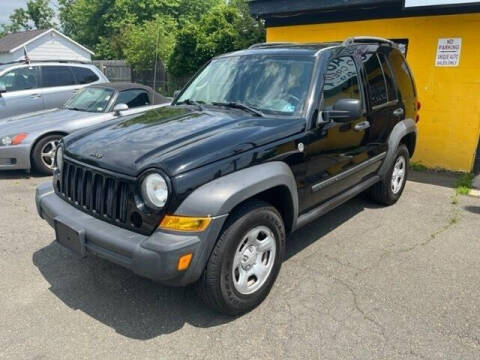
[41,66,76,87]
[322,56,361,109]
[388,50,416,101]
[71,67,99,84]
[363,53,389,107]
[115,89,150,108]
[0,67,39,92]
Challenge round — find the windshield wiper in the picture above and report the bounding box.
[211,102,264,117]
[67,107,84,112]
[176,98,204,109]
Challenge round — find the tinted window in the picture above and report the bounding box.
[115,89,150,108]
[363,53,388,107]
[387,50,416,101]
[322,56,361,109]
[0,66,39,91]
[378,53,397,101]
[71,67,99,84]
[41,66,75,87]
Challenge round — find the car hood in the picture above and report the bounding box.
[0,108,100,134]
[64,105,305,177]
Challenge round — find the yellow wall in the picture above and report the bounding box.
[267,14,480,171]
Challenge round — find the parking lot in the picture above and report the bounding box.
[1,170,479,359]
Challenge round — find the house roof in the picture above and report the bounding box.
[0,29,49,53]
[0,28,94,55]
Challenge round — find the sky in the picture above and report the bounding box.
[0,0,58,25]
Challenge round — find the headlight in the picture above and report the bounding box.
[141,173,169,209]
[0,133,27,146]
[55,146,63,172]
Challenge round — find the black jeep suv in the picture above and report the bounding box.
[36,37,418,315]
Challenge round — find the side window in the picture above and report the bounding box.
[71,67,99,84]
[387,50,416,101]
[0,67,39,92]
[363,53,388,107]
[41,66,76,88]
[378,53,397,101]
[322,56,361,109]
[115,89,150,108]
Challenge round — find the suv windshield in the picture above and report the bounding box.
[65,87,114,113]
[177,55,315,116]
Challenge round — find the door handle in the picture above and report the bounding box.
[30,94,41,99]
[393,108,404,118]
[354,120,370,131]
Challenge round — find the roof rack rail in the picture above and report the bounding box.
[0,59,92,65]
[342,36,397,47]
[248,42,295,49]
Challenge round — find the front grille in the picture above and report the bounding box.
[58,159,130,224]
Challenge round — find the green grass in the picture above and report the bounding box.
[455,173,474,195]
[409,162,428,171]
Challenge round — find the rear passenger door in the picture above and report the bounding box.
[361,49,401,153]
[40,65,79,109]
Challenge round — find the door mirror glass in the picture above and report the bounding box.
[325,98,362,123]
[113,103,129,116]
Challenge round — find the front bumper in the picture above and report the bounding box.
[35,182,227,286]
[0,144,31,170]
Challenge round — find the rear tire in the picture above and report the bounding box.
[370,144,409,205]
[31,135,62,175]
[196,200,285,316]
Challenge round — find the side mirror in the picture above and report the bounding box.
[323,98,362,123]
[113,103,128,116]
[173,90,180,99]
[0,84,6,97]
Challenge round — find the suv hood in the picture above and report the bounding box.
[64,105,305,177]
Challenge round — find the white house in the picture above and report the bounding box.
[0,28,94,64]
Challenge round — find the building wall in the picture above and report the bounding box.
[0,31,91,63]
[267,13,480,172]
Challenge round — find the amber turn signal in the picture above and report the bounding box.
[159,215,211,232]
[177,253,193,271]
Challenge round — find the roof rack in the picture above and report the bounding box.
[0,59,92,65]
[248,42,297,49]
[342,36,397,47]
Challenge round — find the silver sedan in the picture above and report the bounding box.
[0,82,170,174]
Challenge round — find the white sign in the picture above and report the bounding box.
[435,38,462,67]
[405,0,479,7]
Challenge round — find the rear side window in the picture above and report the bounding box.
[378,53,397,102]
[387,50,416,101]
[41,66,76,87]
[363,53,389,107]
[115,89,150,108]
[71,67,99,84]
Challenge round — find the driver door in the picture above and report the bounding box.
[302,55,371,211]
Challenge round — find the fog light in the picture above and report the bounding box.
[177,253,193,271]
[159,215,211,232]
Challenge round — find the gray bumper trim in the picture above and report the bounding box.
[36,182,227,286]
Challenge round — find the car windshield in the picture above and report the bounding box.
[65,87,114,113]
[177,55,315,116]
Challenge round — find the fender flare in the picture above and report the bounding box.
[378,118,417,178]
[175,161,299,231]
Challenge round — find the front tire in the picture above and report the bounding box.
[31,135,62,175]
[370,144,409,205]
[196,200,286,316]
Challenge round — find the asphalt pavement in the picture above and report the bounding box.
[0,170,479,359]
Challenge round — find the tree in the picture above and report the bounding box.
[168,1,265,78]
[2,0,55,33]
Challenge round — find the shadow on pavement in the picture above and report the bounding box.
[464,205,480,215]
[0,169,49,180]
[407,169,458,189]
